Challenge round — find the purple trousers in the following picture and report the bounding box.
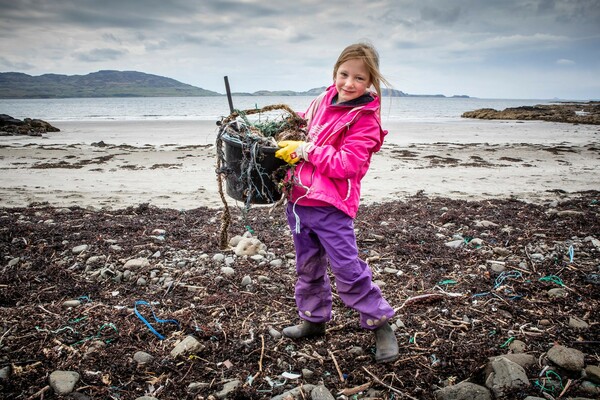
[286,203,394,330]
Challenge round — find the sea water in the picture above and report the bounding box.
[0,96,556,123]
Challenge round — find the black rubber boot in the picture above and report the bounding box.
[375,323,399,363]
[282,321,326,339]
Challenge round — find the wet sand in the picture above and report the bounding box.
[0,119,598,209]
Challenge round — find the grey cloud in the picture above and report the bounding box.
[0,56,35,70]
[420,5,461,25]
[75,48,128,62]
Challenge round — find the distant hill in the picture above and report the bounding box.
[0,71,220,98]
[0,70,469,99]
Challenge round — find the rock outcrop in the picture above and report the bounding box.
[0,114,60,136]
[462,102,600,125]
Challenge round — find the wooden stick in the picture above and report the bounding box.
[259,334,265,372]
[328,349,345,382]
[338,382,371,396]
[557,378,572,398]
[362,367,419,400]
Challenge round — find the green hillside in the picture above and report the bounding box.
[0,70,220,98]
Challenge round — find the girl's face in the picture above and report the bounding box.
[334,58,371,103]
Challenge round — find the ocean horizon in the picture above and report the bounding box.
[1,96,559,123]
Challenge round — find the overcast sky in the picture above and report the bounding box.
[1,0,599,99]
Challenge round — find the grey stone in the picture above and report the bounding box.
[170,335,204,358]
[7,257,20,267]
[269,259,283,267]
[234,237,266,256]
[134,397,159,400]
[241,275,252,286]
[485,357,529,397]
[271,384,316,400]
[547,345,585,371]
[523,397,546,400]
[434,381,492,400]
[445,239,464,249]
[215,379,241,399]
[584,365,600,384]
[0,366,10,380]
[579,380,600,397]
[221,266,235,276]
[475,220,498,228]
[488,354,536,370]
[508,339,527,353]
[469,238,484,247]
[71,244,89,254]
[268,326,282,340]
[302,368,314,379]
[311,384,335,400]
[569,316,589,329]
[123,258,149,269]
[187,382,209,393]
[133,351,154,365]
[62,299,81,308]
[213,253,225,262]
[49,370,80,395]
[548,287,568,298]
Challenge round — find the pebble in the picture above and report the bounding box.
[445,239,464,249]
[269,259,283,267]
[485,357,529,397]
[213,253,225,262]
[170,335,204,358]
[134,397,158,400]
[123,258,149,269]
[62,299,81,308]
[7,257,20,267]
[241,275,252,286]
[547,288,568,298]
[508,340,527,353]
[72,244,89,254]
[546,344,585,371]
[435,381,492,400]
[49,370,80,395]
[268,326,282,339]
[302,368,315,379]
[475,220,498,228]
[311,385,335,400]
[133,351,154,365]
[568,316,589,329]
[187,382,209,393]
[493,247,511,256]
[470,238,484,247]
[215,379,241,399]
[272,384,316,400]
[0,366,10,380]
[234,237,266,256]
[221,266,235,276]
[585,365,600,384]
[224,256,235,266]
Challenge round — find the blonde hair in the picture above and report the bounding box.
[333,42,390,100]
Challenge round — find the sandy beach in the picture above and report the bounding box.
[0,119,598,209]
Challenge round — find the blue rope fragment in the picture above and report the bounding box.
[134,300,180,340]
[568,244,574,263]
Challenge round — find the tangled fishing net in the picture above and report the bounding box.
[216,104,307,248]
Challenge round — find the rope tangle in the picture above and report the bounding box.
[215,104,307,249]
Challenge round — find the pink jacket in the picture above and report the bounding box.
[287,85,388,218]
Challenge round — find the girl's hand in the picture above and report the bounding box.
[276,141,313,164]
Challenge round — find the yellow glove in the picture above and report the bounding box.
[275,140,313,164]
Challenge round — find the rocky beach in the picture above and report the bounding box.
[0,115,599,399]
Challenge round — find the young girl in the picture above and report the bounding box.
[275,42,399,363]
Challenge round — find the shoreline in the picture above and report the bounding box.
[0,119,598,210]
